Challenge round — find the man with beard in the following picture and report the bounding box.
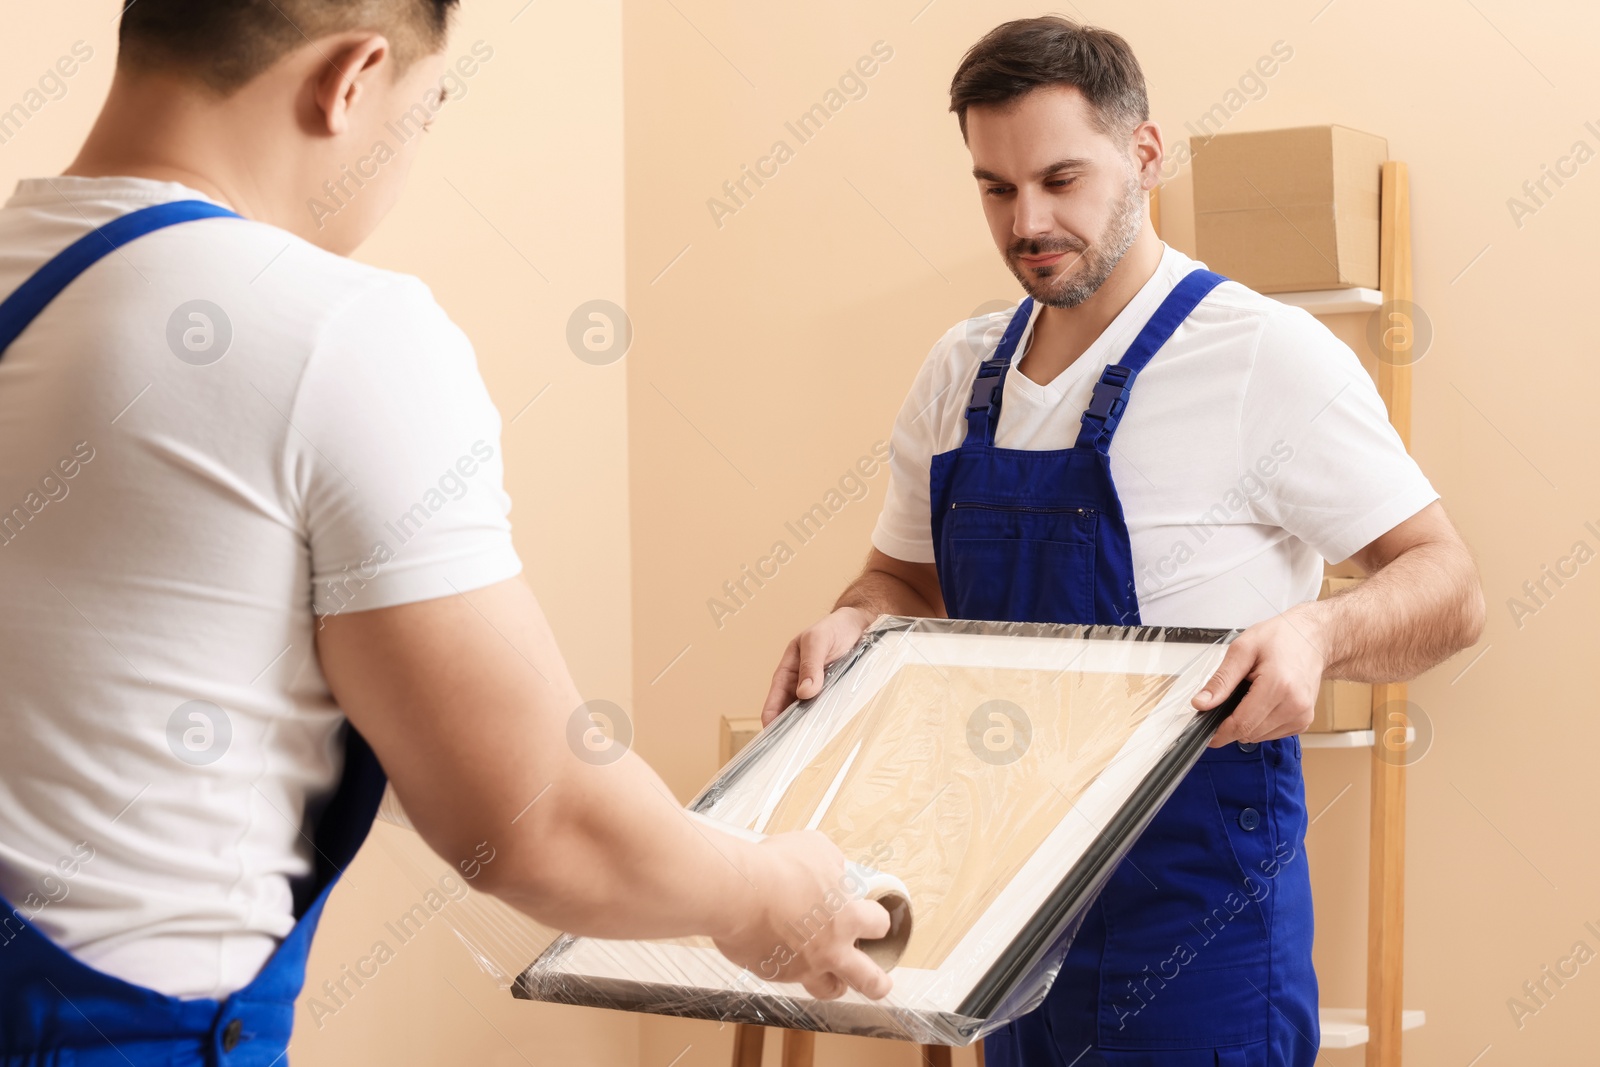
[761,17,1483,1066]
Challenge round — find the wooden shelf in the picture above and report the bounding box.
[1271,287,1385,315]
[1319,1008,1426,1050]
[1302,727,1415,749]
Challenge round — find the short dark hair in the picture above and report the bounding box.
[949,17,1149,141]
[118,0,460,95]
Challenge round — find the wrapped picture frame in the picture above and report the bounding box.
[513,616,1245,1045]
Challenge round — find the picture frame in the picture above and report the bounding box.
[514,617,1245,1045]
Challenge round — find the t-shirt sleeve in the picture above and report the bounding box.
[870,326,966,565]
[1241,305,1439,564]
[289,275,523,615]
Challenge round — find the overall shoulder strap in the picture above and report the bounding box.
[0,199,241,359]
[963,297,1034,447]
[1075,268,1227,453]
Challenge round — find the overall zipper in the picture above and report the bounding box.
[950,502,1096,515]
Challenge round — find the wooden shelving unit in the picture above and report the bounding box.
[1301,726,1415,750]
[1320,1008,1427,1051]
[1272,287,1385,315]
[1280,163,1419,1067]
[1157,161,1420,1065]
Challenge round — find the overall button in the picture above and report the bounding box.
[1236,741,1259,753]
[1238,807,1261,831]
[222,1018,244,1052]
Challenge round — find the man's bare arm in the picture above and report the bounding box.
[1194,501,1485,746]
[761,549,944,724]
[835,548,946,621]
[317,577,890,999]
[1317,500,1487,681]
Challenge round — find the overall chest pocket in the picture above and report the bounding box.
[942,503,1098,624]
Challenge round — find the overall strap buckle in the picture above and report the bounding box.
[965,361,1008,414]
[1076,365,1135,454]
[1084,365,1133,420]
[962,360,1007,444]
[962,298,1035,447]
[1074,269,1228,453]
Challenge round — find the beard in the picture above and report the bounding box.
[1005,171,1144,310]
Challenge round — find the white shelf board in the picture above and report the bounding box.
[1302,726,1415,749]
[1272,287,1385,315]
[1319,1007,1426,1049]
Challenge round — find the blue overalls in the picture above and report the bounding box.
[930,271,1319,1066]
[0,201,389,1066]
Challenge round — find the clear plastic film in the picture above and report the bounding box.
[376,616,1244,1046]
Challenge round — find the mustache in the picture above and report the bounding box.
[1009,236,1088,259]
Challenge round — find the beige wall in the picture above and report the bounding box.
[7,0,1600,1064]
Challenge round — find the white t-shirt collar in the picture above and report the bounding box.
[6,174,229,211]
[1007,243,1189,401]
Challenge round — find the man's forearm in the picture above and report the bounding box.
[483,753,766,943]
[835,567,943,620]
[1307,541,1485,683]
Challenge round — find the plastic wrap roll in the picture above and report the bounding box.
[681,808,915,972]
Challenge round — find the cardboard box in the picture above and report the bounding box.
[1192,125,1388,293]
[719,715,762,764]
[1313,678,1373,732]
[1309,576,1373,732]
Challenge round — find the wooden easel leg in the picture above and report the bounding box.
[781,1029,815,1067]
[732,1024,764,1067]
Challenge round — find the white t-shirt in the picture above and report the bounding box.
[871,243,1438,628]
[0,177,522,998]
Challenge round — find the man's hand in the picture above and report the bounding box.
[760,550,945,727]
[713,830,893,1000]
[761,606,876,726]
[1191,607,1326,747]
[1190,502,1485,747]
